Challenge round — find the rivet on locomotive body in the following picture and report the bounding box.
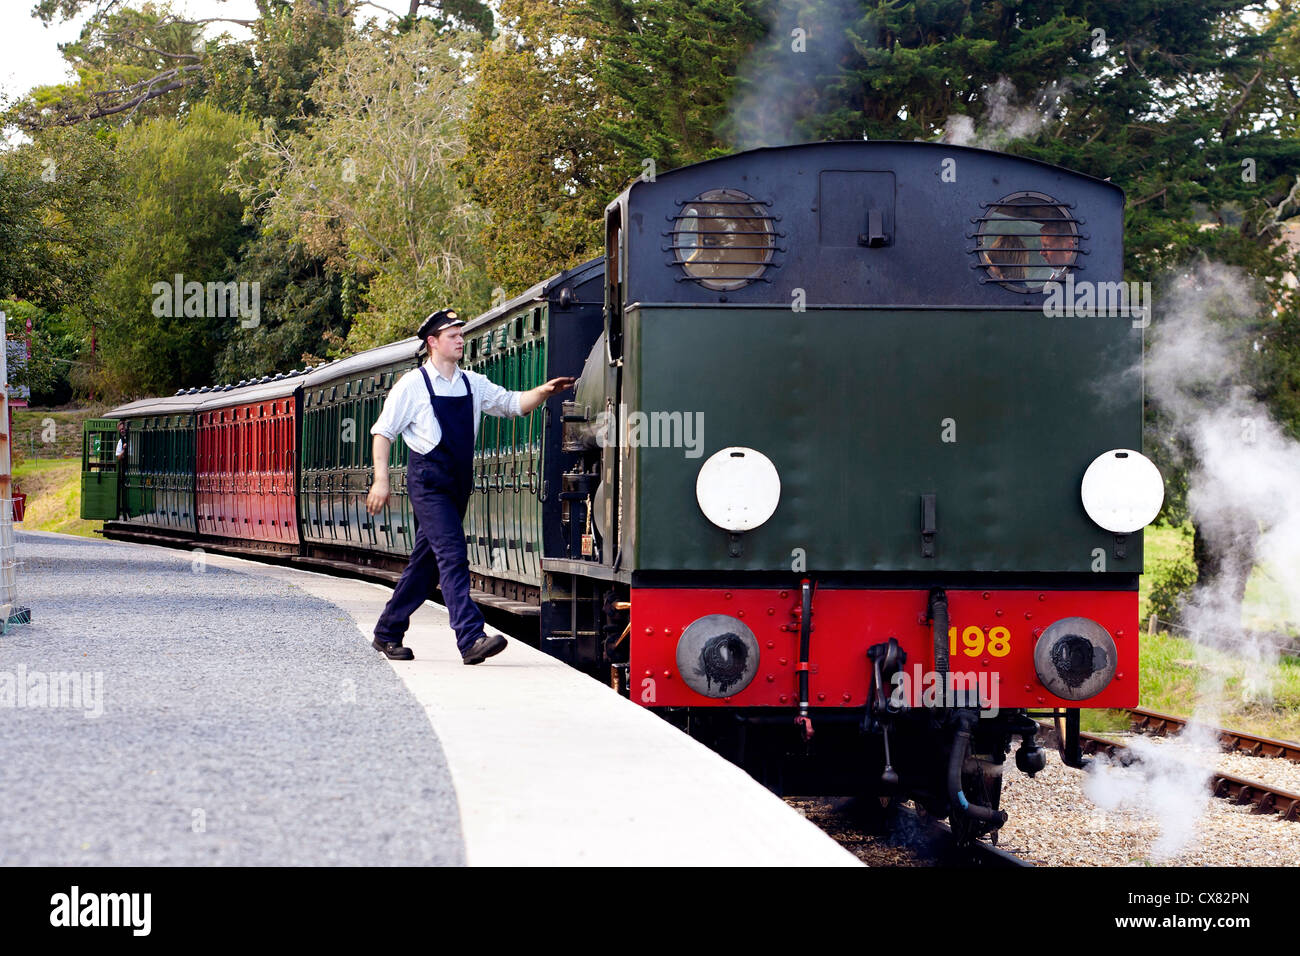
[767,675,776,683]
[1038,593,1047,602]
[817,693,825,701]
[737,610,745,618]
[1116,629,1125,638]
[982,591,990,600]
[779,695,788,704]
[663,627,672,634]
[842,693,851,702]
[724,592,732,600]
[779,590,789,598]
[779,657,788,666]
[1024,611,1033,620]
[645,670,653,677]
[767,607,775,615]
[644,627,654,635]
[1024,683,1032,692]
[981,658,990,667]
[766,640,775,648]
[1037,696,1045,704]
[995,608,1004,617]
[1033,626,1044,637]
[1116,672,1124,680]
[663,671,671,679]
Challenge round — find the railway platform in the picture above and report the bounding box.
[2,530,857,866]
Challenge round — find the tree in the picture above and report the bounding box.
[461,0,626,293]
[463,0,768,294]
[15,0,493,132]
[93,102,258,397]
[0,125,124,313]
[234,22,492,350]
[212,231,346,380]
[0,300,81,406]
[585,0,766,166]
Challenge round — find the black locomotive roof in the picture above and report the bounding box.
[609,140,1123,202]
[608,140,1126,310]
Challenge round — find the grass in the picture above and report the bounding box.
[1085,523,1300,742]
[1083,630,1300,741]
[11,406,107,464]
[13,456,102,537]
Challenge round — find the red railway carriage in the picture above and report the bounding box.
[196,377,306,545]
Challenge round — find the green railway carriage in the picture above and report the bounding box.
[81,395,201,532]
[79,418,121,521]
[459,260,604,607]
[299,341,421,558]
[294,260,605,608]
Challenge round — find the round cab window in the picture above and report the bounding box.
[975,191,1080,293]
[671,188,775,291]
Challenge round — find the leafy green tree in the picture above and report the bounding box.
[234,22,492,350]
[463,0,767,293]
[461,0,627,293]
[11,1,207,130]
[0,126,124,311]
[94,102,257,397]
[0,301,80,406]
[585,0,766,166]
[212,231,346,381]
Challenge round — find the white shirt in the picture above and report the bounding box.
[370,361,522,455]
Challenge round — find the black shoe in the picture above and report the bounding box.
[373,637,414,661]
[461,633,507,665]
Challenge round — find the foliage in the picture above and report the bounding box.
[93,102,257,397]
[200,1,352,136]
[212,232,346,381]
[460,0,624,294]
[1147,557,1199,625]
[584,0,766,166]
[9,2,205,130]
[0,125,124,311]
[235,22,491,350]
[0,301,80,405]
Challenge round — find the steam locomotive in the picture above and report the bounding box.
[82,141,1163,843]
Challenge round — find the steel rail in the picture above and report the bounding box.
[1077,730,1300,822]
[1126,707,1300,763]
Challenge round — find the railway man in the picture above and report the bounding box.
[365,308,575,663]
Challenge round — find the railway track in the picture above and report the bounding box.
[787,797,1033,867]
[1077,729,1300,822]
[1125,707,1300,763]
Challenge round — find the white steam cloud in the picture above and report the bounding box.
[724,0,857,151]
[1083,261,1300,859]
[942,76,1075,149]
[1145,262,1300,663]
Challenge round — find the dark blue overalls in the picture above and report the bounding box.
[373,367,485,653]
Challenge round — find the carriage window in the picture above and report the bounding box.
[670,188,777,291]
[975,191,1080,292]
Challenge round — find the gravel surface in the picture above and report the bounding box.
[0,531,465,865]
[997,740,1300,866]
[785,797,937,866]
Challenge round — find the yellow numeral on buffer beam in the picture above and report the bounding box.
[948,625,1011,658]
